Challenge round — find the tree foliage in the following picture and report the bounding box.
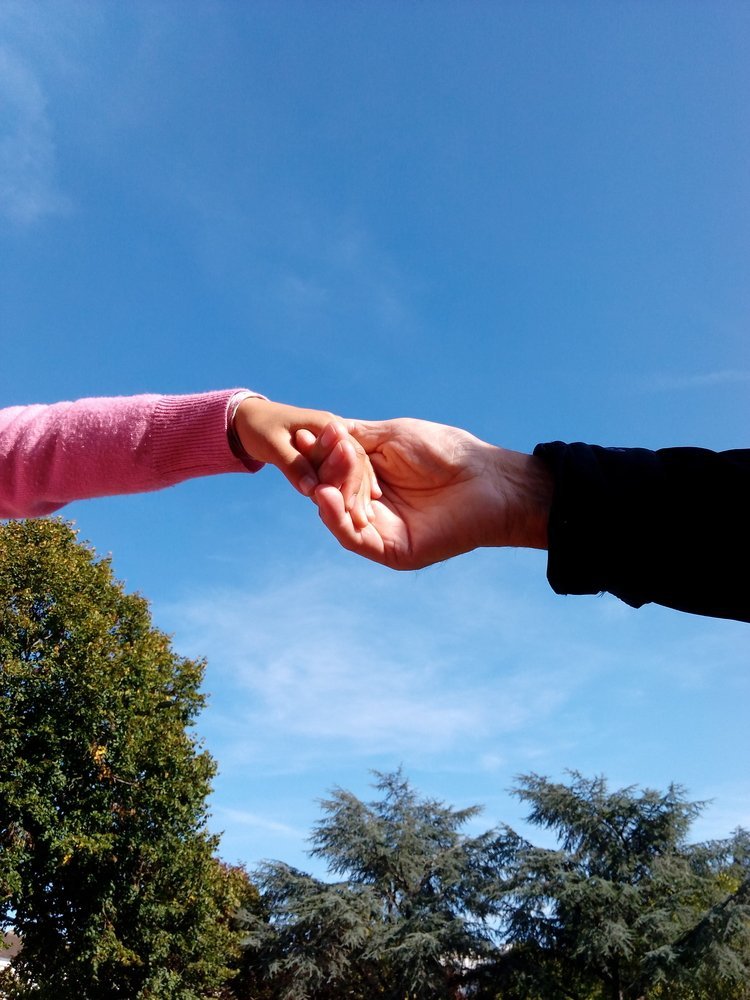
[2,521,747,999]
[0,519,245,999]
[489,772,750,1000]
[240,769,505,999]
[239,771,750,1000]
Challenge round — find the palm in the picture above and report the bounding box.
[316,419,497,571]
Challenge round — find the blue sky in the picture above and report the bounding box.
[2,1,749,873]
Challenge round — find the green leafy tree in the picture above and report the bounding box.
[240,769,506,1000]
[490,772,750,1000]
[651,828,750,999]
[0,518,244,999]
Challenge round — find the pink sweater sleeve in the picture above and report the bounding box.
[0,389,264,519]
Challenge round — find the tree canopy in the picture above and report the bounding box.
[240,768,505,999]
[490,771,750,1000]
[240,770,750,1000]
[0,518,245,999]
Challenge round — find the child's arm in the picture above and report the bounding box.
[0,390,252,519]
[0,389,376,524]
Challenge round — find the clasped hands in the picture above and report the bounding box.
[234,397,552,571]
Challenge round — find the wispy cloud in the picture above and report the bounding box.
[217,807,303,840]
[0,0,99,226]
[160,553,594,770]
[173,168,417,349]
[0,44,70,225]
[156,546,750,866]
[276,220,413,333]
[640,370,750,393]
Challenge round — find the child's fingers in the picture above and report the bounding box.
[295,425,348,485]
[334,439,368,517]
[305,421,348,469]
[315,485,385,563]
[295,428,317,453]
[271,438,319,496]
[315,438,359,493]
[296,422,378,524]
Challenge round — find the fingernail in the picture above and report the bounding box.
[319,424,337,449]
[300,475,316,496]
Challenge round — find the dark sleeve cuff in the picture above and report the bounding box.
[533,441,750,623]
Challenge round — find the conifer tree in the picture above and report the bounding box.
[240,769,504,999]
[240,770,750,1000]
[490,772,750,1000]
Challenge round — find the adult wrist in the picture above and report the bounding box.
[471,444,551,551]
[491,447,552,549]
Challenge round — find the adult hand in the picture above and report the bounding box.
[297,418,552,570]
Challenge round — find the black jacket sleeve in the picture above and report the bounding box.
[533,442,750,623]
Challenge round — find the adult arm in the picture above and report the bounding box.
[304,420,750,623]
[534,441,750,623]
[301,418,552,570]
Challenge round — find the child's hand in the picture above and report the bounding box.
[233,398,379,528]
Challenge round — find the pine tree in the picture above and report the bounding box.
[490,772,750,1000]
[240,769,505,1000]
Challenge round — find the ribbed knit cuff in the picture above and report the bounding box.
[151,389,265,481]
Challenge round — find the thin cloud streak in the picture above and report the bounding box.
[217,807,303,839]
[640,370,750,393]
[160,554,607,770]
[0,0,93,227]
[0,45,70,225]
[279,221,412,332]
